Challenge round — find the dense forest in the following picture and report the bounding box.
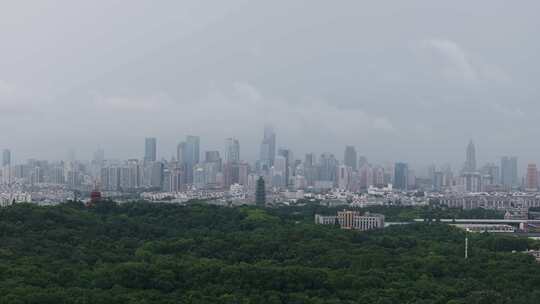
[0,202,539,303]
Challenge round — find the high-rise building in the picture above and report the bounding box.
[2,149,11,167]
[318,153,338,184]
[272,155,287,187]
[464,140,476,172]
[278,148,292,187]
[177,142,186,163]
[223,161,248,188]
[144,137,157,162]
[303,153,317,186]
[193,164,206,189]
[225,138,240,163]
[180,135,200,184]
[407,169,416,190]
[338,165,352,190]
[358,164,372,190]
[344,146,358,171]
[304,153,315,167]
[238,162,249,186]
[166,167,184,192]
[526,163,538,192]
[433,171,444,191]
[202,161,221,187]
[501,156,518,188]
[259,125,276,170]
[150,162,164,189]
[372,166,385,187]
[184,136,200,165]
[394,162,408,190]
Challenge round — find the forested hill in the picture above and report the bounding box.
[0,202,539,303]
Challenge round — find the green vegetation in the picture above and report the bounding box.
[0,202,538,303]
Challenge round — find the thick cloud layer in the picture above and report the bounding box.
[0,0,539,172]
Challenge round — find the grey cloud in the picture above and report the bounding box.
[1,0,540,168]
[420,39,479,83]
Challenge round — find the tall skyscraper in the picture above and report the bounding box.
[177,142,186,163]
[344,146,358,171]
[259,125,276,169]
[184,136,200,165]
[318,153,338,183]
[304,153,315,167]
[303,153,317,186]
[278,148,292,187]
[150,161,164,189]
[338,165,352,190]
[2,149,11,167]
[464,140,476,172]
[432,171,444,191]
[144,137,157,162]
[526,163,538,192]
[501,156,518,188]
[178,135,200,184]
[225,138,240,163]
[272,155,287,187]
[394,162,408,190]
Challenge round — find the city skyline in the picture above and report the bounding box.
[0,133,532,184]
[0,136,532,176]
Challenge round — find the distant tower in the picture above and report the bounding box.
[255,176,266,206]
[501,156,518,188]
[464,140,476,172]
[177,142,186,164]
[225,138,240,163]
[2,149,11,167]
[183,135,200,184]
[259,125,276,169]
[344,146,358,171]
[185,136,200,164]
[278,148,292,187]
[144,137,157,162]
[394,162,409,190]
[526,163,538,192]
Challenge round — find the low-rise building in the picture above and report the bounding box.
[315,210,385,231]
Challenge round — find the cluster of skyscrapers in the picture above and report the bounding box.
[430,140,520,193]
[0,134,537,196]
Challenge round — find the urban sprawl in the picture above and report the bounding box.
[1,129,540,219]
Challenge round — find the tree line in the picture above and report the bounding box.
[0,201,538,303]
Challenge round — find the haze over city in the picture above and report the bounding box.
[2,1,540,169]
[3,2,540,303]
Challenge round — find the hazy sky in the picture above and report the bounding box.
[1,1,539,170]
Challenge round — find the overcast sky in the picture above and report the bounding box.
[1,1,539,171]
